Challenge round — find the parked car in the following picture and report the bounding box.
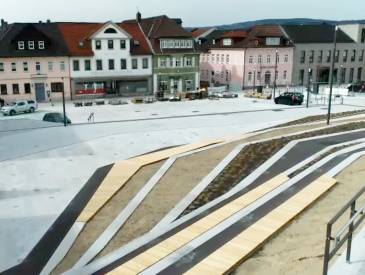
[43,112,72,124]
[222,92,239,98]
[275,92,304,105]
[347,82,365,93]
[1,100,38,116]
[169,96,181,102]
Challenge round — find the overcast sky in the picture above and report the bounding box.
[2,0,365,27]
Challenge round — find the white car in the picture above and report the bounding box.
[1,100,38,116]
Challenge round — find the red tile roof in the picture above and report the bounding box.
[191,28,210,38]
[57,22,152,57]
[221,30,248,38]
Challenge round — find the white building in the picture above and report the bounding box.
[58,21,153,98]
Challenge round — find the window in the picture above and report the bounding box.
[318,50,323,63]
[84,60,91,71]
[48,61,53,71]
[0,84,7,95]
[185,57,192,67]
[248,72,252,82]
[24,83,31,94]
[299,69,305,85]
[159,59,167,68]
[327,50,331,63]
[349,68,354,83]
[95,40,102,50]
[185,80,193,92]
[212,54,215,63]
[351,50,356,62]
[18,41,25,50]
[340,68,346,84]
[359,50,364,62]
[121,59,127,69]
[309,50,314,63]
[35,62,41,72]
[221,54,224,63]
[73,60,80,71]
[257,71,261,80]
[362,29,365,43]
[108,40,114,49]
[132,59,138,69]
[96,59,103,70]
[335,50,340,63]
[38,41,45,49]
[175,58,182,67]
[28,41,35,50]
[283,70,287,80]
[300,51,306,63]
[357,67,362,82]
[104,28,117,34]
[120,40,126,49]
[0,62,3,72]
[60,61,65,71]
[284,55,288,63]
[343,50,348,62]
[142,58,149,69]
[258,55,262,63]
[223,39,232,46]
[23,62,28,72]
[226,54,230,64]
[108,59,115,70]
[276,54,280,63]
[249,56,253,64]
[51,82,64,93]
[11,62,16,72]
[266,55,271,63]
[12,84,19,94]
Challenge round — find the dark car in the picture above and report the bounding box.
[275,92,304,105]
[347,83,365,93]
[43,112,72,124]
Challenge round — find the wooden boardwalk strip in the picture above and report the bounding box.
[77,140,222,223]
[107,174,288,275]
[184,175,337,275]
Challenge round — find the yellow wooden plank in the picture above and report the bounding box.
[184,176,337,275]
[107,174,289,275]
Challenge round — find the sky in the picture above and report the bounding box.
[2,0,365,27]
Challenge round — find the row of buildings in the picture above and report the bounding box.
[196,24,365,91]
[0,14,199,102]
[0,13,365,102]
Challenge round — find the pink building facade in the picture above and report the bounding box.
[0,57,71,102]
[200,49,245,91]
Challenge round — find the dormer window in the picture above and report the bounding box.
[28,41,35,50]
[18,41,25,50]
[104,28,117,34]
[223,39,232,46]
[38,41,45,49]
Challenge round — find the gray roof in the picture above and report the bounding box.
[281,24,354,44]
[0,23,69,58]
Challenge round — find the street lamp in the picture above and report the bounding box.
[273,49,278,100]
[327,26,338,125]
[61,77,67,127]
[306,68,312,108]
[253,68,256,91]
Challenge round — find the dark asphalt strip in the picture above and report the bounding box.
[158,149,362,274]
[95,131,365,274]
[0,164,113,275]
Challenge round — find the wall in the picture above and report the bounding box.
[200,49,245,91]
[0,56,71,102]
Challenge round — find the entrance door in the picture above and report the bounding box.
[264,71,271,85]
[35,83,46,102]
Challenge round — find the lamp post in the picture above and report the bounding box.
[306,68,312,108]
[253,68,256,91]
[273,49,278,100]
[61,77,67,127]
[327,26,338,125]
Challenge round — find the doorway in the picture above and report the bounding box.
[35,83,46,102]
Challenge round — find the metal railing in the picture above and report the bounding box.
[323,186,365,275]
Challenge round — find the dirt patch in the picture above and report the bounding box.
[182,122,365,216]
[232,156,365,275]
[52,161,163,274]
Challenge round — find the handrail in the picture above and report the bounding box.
[323,186,365,275]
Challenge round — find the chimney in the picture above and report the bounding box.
[0,19,8,34]
[47,19,51,23]
[136,12,142,23]
[39,20,42,24]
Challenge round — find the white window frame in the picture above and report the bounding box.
[23,62,28,72]
[223,39,232,46]
[11,62,16,72]
[18,41,25,50]
[38,41,45,49]
[0,62,4,72]
[28,41,35,50]
[60,61,65,71]
[48,61,53,71]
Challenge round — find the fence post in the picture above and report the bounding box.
[346,201,356,262]
[323,223,333,275]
